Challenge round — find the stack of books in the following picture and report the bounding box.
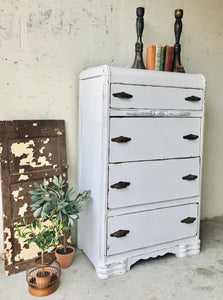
[146,45,174,72]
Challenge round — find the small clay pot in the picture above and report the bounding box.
[55,246,75,269]
[35,269,52,289]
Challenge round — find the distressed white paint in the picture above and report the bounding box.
[43,138,49,144]
[18,174,29,181]
[11,140,35,159]
[39,146,45,154]
[11,140,52,169]
[18,203,28,217]
[3,228,12,265]
[11,187,23,202]
[78,66,205,278]
[37,156,51,167]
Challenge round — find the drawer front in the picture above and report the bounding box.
[111,84,203,110]
[107,204,198,256]
[108,158,200,209]
[110,118,201,162]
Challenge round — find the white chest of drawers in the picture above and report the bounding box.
[78,65,205,279]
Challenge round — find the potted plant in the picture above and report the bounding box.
[15,217,59,289]
[29,175,91,268]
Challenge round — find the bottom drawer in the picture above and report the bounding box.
[107,203,198,256]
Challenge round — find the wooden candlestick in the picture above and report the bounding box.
[132,7,146,69]
[172,9,185,73]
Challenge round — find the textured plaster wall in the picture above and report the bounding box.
[0,0,223,252]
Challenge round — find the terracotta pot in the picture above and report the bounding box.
[35,269,52,289]
[55,246,75,269]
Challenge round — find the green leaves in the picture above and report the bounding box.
[30,176,91,228]
[33,207,42,218]
[28,175,91,249]
[15,218,58,259]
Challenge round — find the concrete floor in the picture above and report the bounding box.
[0,219,223,300]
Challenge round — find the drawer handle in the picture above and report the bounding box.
[181,217,196,224]
[110,229,130,238]
[112,92,133,99]
[111,136,131,143]
[183,134,199,140]
[185,95,201,102]
[182,174,198,181]
[110,181,131,189]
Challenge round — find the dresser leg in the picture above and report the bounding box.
[175,239,200,258]
[96,260,129,279]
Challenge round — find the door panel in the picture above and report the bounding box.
[0,120,68,275]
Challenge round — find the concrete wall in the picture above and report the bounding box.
[0,0,223,252]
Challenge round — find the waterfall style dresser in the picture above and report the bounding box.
[78,65,205,279]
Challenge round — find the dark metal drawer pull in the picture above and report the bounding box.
[181,217,196,224]
[110,181,130,189]
[183,134,199,140]
[110,229,130,238]
[182,174,198,181]
[112,92,133,99]
[111,136,131,143]
[185,95,201,102]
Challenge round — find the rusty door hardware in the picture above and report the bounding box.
[182,174,198,181]
[185,96,201,102]
[110,230,130,238]
[183,134,199,140]
[112,92,133,99]
[181,217,196,224]
[110,181,131,189]
[111,136,131,143]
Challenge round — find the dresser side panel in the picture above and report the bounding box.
[78,75,109,266]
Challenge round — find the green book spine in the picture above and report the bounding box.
[160,46,166,71]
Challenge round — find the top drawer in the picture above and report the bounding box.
[111,84,203,110]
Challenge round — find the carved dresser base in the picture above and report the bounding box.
[96,239,200,279]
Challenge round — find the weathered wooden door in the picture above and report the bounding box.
[0,120,68,275]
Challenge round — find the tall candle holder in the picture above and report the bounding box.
[172,9,185,73]
[132,7,146,69]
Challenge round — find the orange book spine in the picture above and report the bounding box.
[146,45,156,70]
